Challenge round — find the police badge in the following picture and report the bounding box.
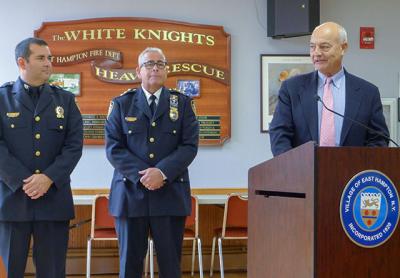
[55,106,64,119]
[169,95,179,121]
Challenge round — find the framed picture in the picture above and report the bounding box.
[49,73,81,96]
[381,98,398,146]
[260,54,314,132]
[177,79,200,98]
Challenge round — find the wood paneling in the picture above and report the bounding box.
[72,187,247,196]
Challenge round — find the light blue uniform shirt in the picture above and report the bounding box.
[317,69,346,146]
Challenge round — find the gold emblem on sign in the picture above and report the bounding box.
[6,112,20,118]
[55,106,64,119]
[125,117,137,122]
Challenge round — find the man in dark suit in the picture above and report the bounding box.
[105,47,199,278]
[0,38,83,277]
[270,22,389,156]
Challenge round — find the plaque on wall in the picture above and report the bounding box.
[35,17,231,145]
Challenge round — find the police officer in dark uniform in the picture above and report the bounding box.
[0,38,83,278]
[105,47,199,278]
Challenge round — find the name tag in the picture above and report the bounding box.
[6,112,20,118]
[125,117,137,122]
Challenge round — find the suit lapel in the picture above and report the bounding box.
[35,83,53,116]
[135,87,153,120]
[299,71,319,142]
[340,71,362,145]
[12,79,34,112]
[153,88,169,121]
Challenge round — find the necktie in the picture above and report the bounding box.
[320,77,335,146]
[149,95,157,117]
[30,86,40,107]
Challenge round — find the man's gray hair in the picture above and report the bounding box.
[138,47,167,66]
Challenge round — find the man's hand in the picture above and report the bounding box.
[138,168,165,190]
[22,174,53,199]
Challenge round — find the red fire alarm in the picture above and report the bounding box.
[360,27,375,49]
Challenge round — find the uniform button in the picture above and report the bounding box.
[35,151,41,157]
[151,122,156,127]
[173,130,177,134]
[35,169,41,174]
[10,124,15,128]
[35,133,41,139]
[128,130,132,134]
[149,137,155,143]
[149,153,154,158]
[59,125,63,130]
[180,178,184,182]
[123,178,127,182]
[35,116,41,122]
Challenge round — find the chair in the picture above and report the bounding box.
[0,256,6,278]
[210,194,248,278]
[86,194,117,278]
[147,195,204,278]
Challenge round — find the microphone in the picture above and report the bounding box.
[315,95,398,147]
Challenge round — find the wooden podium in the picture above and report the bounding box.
[248,142,400,278]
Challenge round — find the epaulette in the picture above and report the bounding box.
[169,88,183,95]
[120,88,136,96]
[0,81,15,88]
[49,83,63,90]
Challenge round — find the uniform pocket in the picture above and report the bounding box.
[4,117,27,129]
[162,122,179,136]
[47,119,66,132]
[122,121,146,135]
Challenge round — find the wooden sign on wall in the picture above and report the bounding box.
[34,17,231,145]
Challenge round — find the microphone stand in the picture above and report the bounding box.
[315,95,398,147]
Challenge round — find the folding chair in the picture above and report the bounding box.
[147,195,203,278]
[0,255,6,278]
[86,194,117,278]
[210,194,248,278]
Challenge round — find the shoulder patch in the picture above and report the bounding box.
[120,88,136,96]
[0,81,15,88]
[191,99,197,116]
[107,101,114,120]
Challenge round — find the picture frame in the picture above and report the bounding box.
[177,79,200,98]
[49,73,81,96]
[381,98,398,147]
[260,54,314,132]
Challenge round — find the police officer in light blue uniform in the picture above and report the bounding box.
[105,47,199,278]
[0,38,83,278]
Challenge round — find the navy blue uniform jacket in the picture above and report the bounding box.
[0,79,83,221]
[270,70,389,156]
[105,87,199,217]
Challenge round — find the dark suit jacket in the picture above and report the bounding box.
[0,78,83,221]
[269,70,389,156]
[105,87,199,217]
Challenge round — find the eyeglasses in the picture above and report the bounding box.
[141,60,167,70]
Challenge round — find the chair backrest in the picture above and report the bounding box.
[0,255,6,278]
[222,194,248,234]
[91,195,115,237]
[185,195,199,236]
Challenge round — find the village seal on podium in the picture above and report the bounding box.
[340,170,399,248]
